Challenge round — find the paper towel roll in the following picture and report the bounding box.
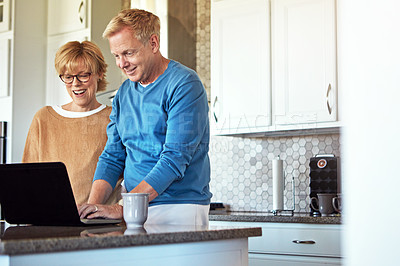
[272,158,284,210]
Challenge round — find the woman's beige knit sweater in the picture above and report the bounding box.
[22,106,122,205]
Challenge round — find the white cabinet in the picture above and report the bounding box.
[210,0,339,135]
[272,0,337,125]
[209,221,342,266]
[0,0,11,32]
[0,0,11,98]
[249,253,340,266]
[211,0,271,135]
[0,39,10,98]
[46,0,123,106]
[48,0,87,35]
[0,239,249,266]
[1,0,48,162]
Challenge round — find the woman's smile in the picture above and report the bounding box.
[73,89,87,95]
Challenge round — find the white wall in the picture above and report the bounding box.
[11,0,47,162]
[338,0,400,265]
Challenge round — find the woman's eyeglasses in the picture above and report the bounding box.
[59,73,92,84]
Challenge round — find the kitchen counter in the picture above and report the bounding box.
[0,222,260,255]
[209,211,341,224]
[0,222,261,266]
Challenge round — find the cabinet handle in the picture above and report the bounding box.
[292,240,316,244]
[78,1,85,24]
[326,83,332,115]
[213,96,218,123]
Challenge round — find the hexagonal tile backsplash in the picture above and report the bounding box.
[209,134,341,213]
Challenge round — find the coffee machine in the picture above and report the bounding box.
[309,154,340,216]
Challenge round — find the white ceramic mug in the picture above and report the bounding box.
[332,193,342,213]
[124,227,147,235]
[122,193,149,228]
[311,193,336,216]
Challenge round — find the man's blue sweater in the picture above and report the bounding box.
[94,60,212,206]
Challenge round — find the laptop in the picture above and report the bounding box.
[0,162,122,226]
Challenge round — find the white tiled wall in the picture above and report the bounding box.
[209,134,341,212]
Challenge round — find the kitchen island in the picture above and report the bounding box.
[0,222,261,266]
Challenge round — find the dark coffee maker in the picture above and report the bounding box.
[309,155,340,216]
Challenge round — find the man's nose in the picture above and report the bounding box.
[118,56,129,69]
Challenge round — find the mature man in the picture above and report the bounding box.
[79,9,211,225]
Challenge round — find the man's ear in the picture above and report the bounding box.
[149,34,160,53]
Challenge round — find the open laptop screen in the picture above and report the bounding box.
[0,162,121,226]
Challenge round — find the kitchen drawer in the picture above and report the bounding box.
[250,223,341,257]
[209,221,341,258]
[249,253,341,266]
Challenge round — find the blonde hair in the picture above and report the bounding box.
[54,41,108,92]
[103,9,160,44]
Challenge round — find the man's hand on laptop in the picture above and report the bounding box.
[78,203,123,220]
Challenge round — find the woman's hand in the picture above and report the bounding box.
[78,203,123,220]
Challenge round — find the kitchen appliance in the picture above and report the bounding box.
[309,154,340,216]
[0,121,6,164]
[0,121,6,220]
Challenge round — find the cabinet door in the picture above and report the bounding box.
[272,0,337,125]
[0,38,9,97]
[0,0,10,32]
[48,0,87,35]
[211,0,271,135]
[46,33,88,106]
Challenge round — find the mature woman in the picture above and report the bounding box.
[23,41,122,205]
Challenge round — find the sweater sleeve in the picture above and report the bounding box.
[93,93,127,189]
[22,111,41,163]
[143,79,209,194]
